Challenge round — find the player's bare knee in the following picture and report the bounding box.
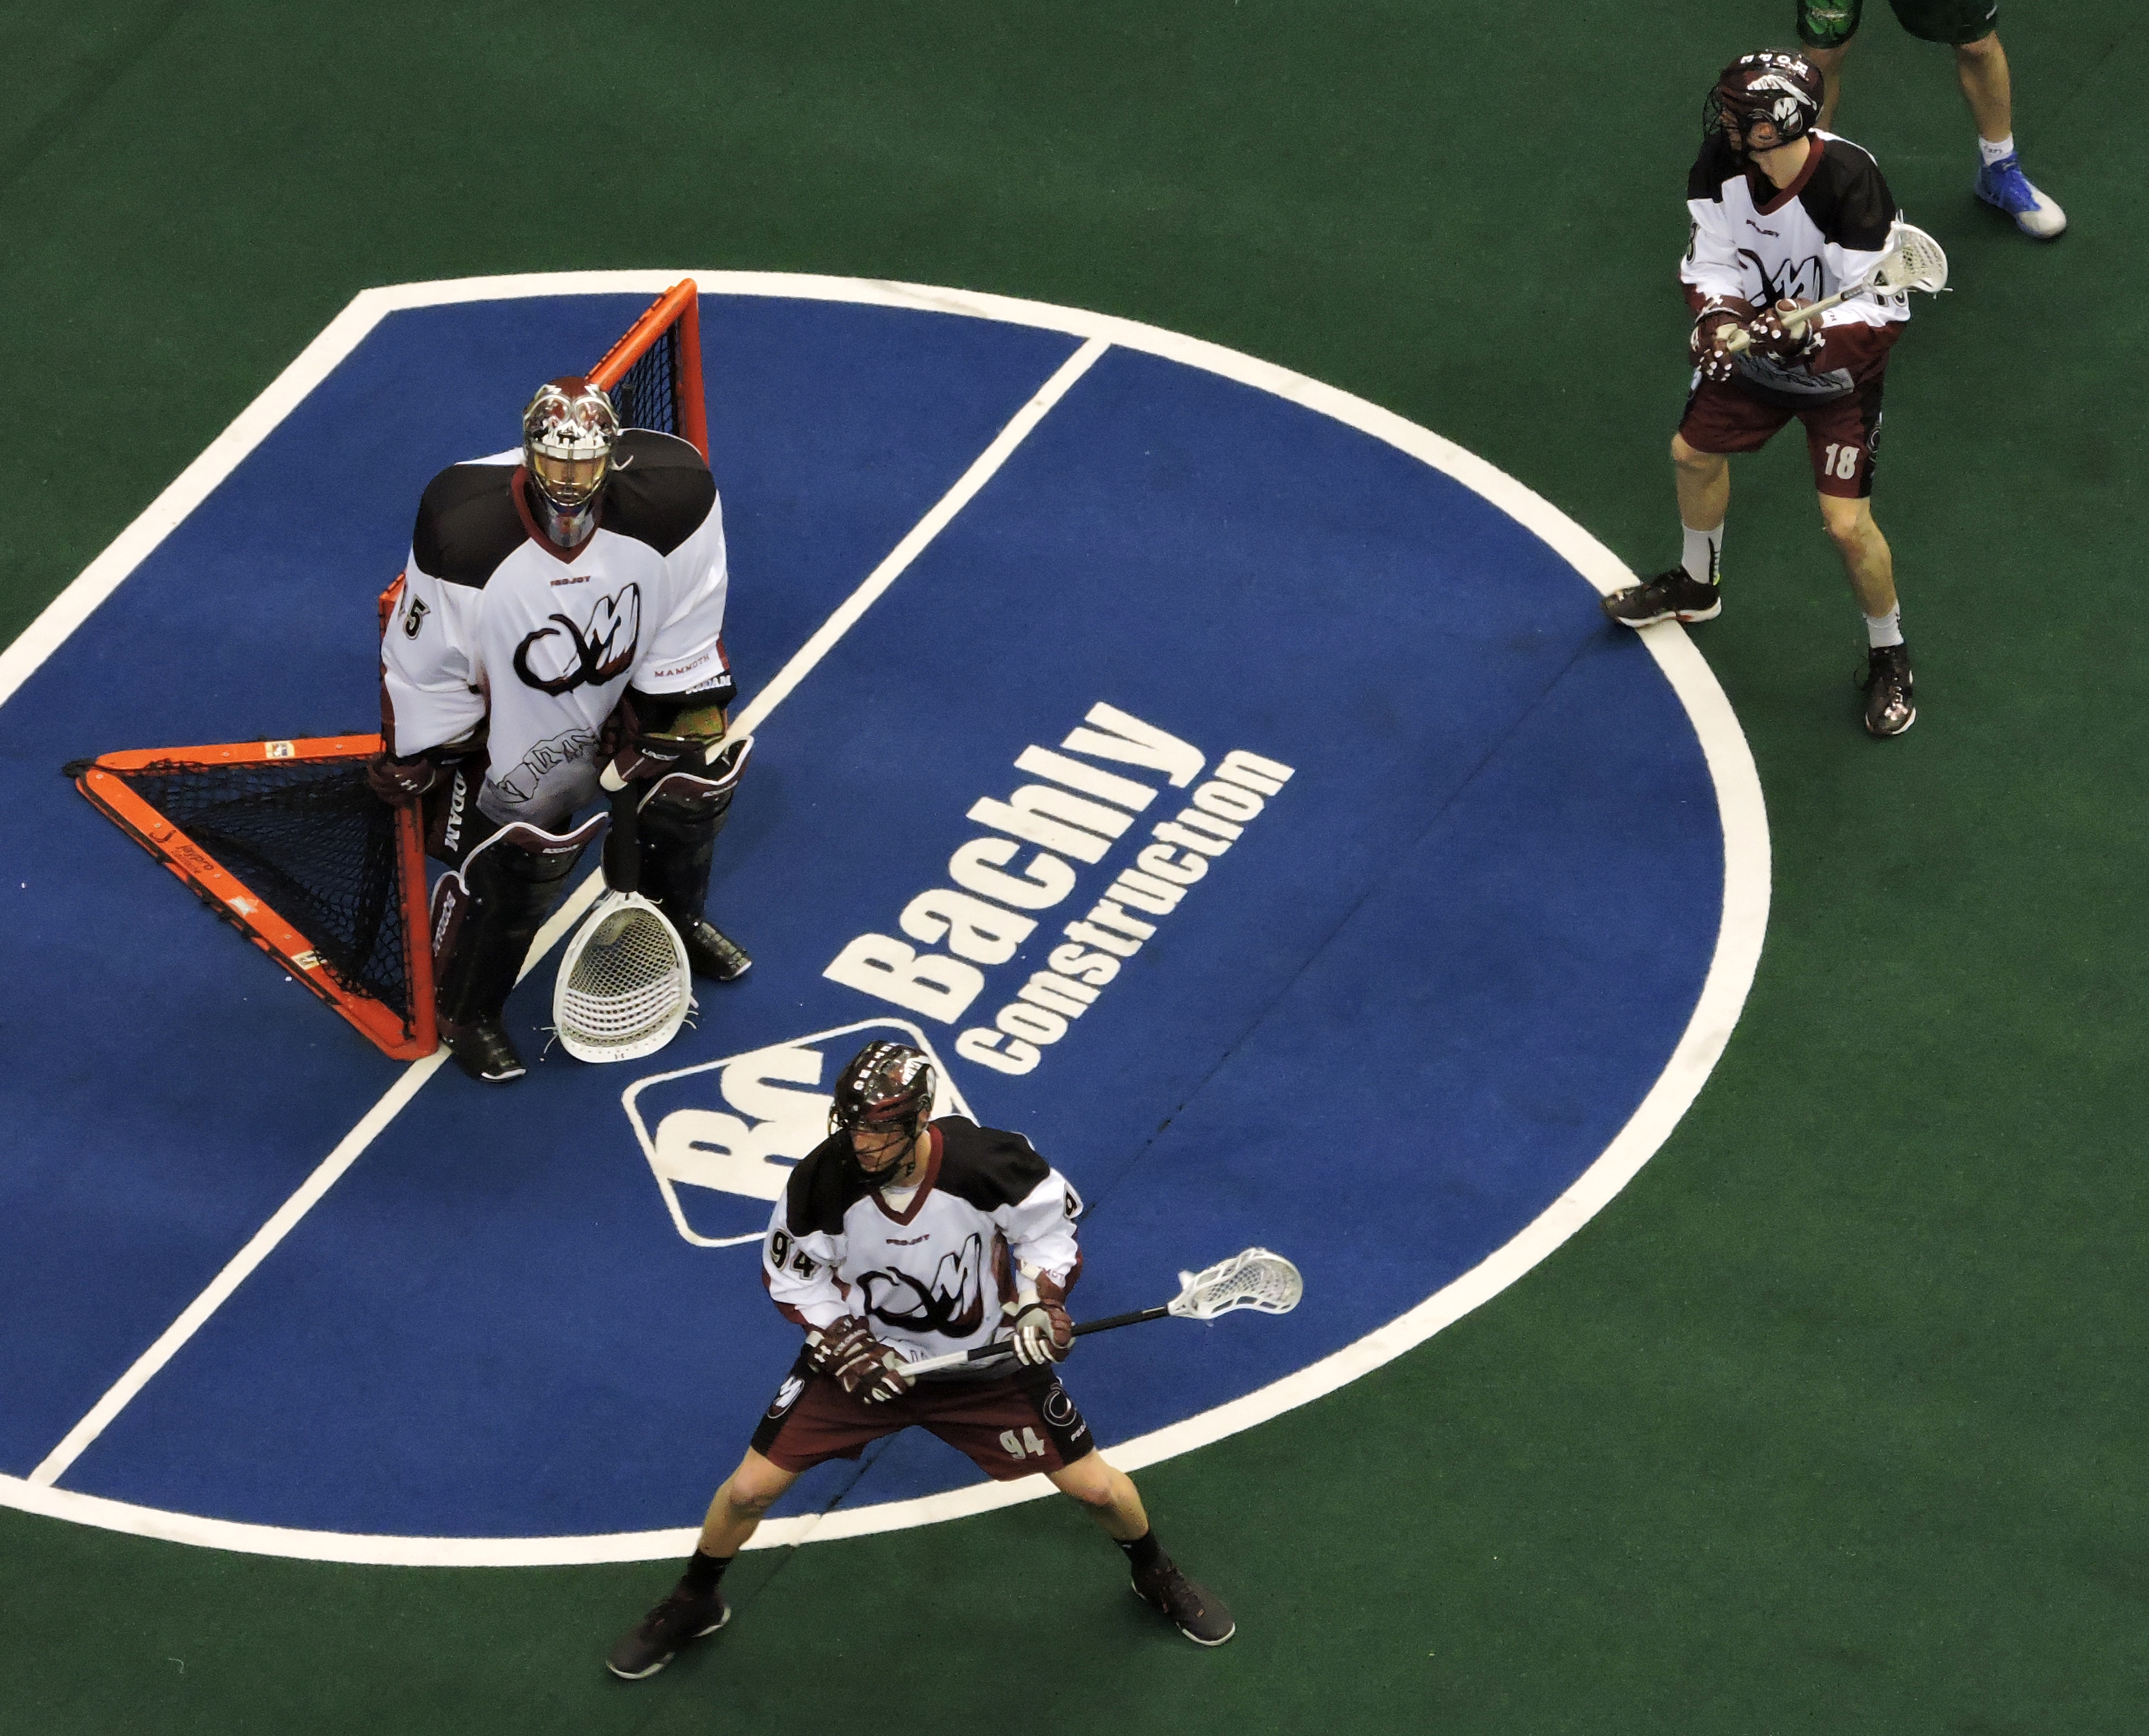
[1955,33,2000,67]
[720,1474,785,1519]
[1669,436,1718,477]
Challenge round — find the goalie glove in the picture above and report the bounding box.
[1010,1272,1074,1366]
[1689,296,1754,384]
[366,750,441,807]
[598,694,707,792]
[1745,299,1825,364]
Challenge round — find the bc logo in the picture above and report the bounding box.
[623,1020,975,1246]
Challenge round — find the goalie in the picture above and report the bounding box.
[603,1041,1236,1679]
[371,378,750,1083]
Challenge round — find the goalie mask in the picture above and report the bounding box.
[522,376,620,545]
[1705,51,1823,158]
[830,1041,936,1140]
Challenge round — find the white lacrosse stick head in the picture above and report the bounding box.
[553,891,694,1063]
[1166,1247,1304,1321]
[1874,222,1949,295]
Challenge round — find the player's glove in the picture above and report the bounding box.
[1745,299,1824,364]
[366,750,440,807]
[1689,297,1752,384]
[804,1315,869,1375]
[805,1316,912,1404]
[1010,1272,1074,1366]
[1011,1301,1074,1366]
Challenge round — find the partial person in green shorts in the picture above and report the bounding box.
[1797,0,2065,237]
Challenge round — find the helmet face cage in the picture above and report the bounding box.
[522,376,621,511]
[830,1041,936,1141]
[1706,52,1822,156]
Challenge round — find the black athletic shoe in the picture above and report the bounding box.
[673,914,752,982]
[1859,642,1916,737]
[1601,567,1722,628]
[605,1585,730,1681]
[437,1014,526,1083]
[1132,1561,1236,1647]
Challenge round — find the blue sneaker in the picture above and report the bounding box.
[1975,152,2067,239]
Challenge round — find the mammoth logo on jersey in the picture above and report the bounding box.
[511,584,641,695]
[1736,245,1824,306]
[621,1020,975,1248]
[858,1232,988,1339]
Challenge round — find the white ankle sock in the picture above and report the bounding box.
[1865,605,1904,648]
[1682,524,1723,586]
[1979,134,2015,167]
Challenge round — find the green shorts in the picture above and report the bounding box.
[1796,0,1998,48]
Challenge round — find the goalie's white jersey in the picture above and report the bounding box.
[380,429,733,828]
[1682,131,1907,400]
[763,1118,1085,1375]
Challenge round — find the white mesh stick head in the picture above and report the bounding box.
[1165,1247,1304,1320]
[1872,224,1949,295]
[553,891,694,1064]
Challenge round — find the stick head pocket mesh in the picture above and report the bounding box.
[553,891,694,1063]
[1875,224,1949,295]
[1167,1247,1304,1320]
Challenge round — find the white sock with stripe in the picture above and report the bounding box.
[1682,524,1723,586]
[1865,604,1904,648]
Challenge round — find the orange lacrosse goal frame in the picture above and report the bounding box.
[74,280,712,1062]
[70,736,438,1059]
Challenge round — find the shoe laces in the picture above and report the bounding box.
[1137,1562,1200,1617]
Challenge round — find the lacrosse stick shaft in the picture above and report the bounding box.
[899,1306,1172,1379]
[1720,284,1859,354]
[601,782,641,894]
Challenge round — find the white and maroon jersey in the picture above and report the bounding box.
[762,1118,1085,1377]
[1681,131,1906,401]
[380,429,733,828]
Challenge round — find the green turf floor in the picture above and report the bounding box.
[3,3,2143,1730]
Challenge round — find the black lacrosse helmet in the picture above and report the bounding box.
[830,1040,936,1137]
[1705,51,1823,156]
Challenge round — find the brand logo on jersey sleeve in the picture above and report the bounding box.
[621,1019,974,1247]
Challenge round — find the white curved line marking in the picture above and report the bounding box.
[1,271,1767,1563]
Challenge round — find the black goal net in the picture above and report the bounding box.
[69,737,435,1059]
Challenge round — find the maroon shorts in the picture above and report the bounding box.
[1678,371,1887,499]
[750,1358,1095,1480]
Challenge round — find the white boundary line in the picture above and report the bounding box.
[0,270,1768,1565]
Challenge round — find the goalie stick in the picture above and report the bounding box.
[896,1247,1304,1379]
[1722,221,1949,356]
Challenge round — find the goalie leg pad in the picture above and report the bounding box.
[636,736,752,982]
[432,814,605,1059]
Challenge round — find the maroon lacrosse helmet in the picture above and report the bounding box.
[1704,51,1824,157]
[830,1040,937,1136]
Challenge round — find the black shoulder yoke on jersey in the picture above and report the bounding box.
[599,429,715,557]
[412,462,523,587]
[782,1117,1051,1236]
[1794,138,1895,252]
[1688,134,1895,252]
